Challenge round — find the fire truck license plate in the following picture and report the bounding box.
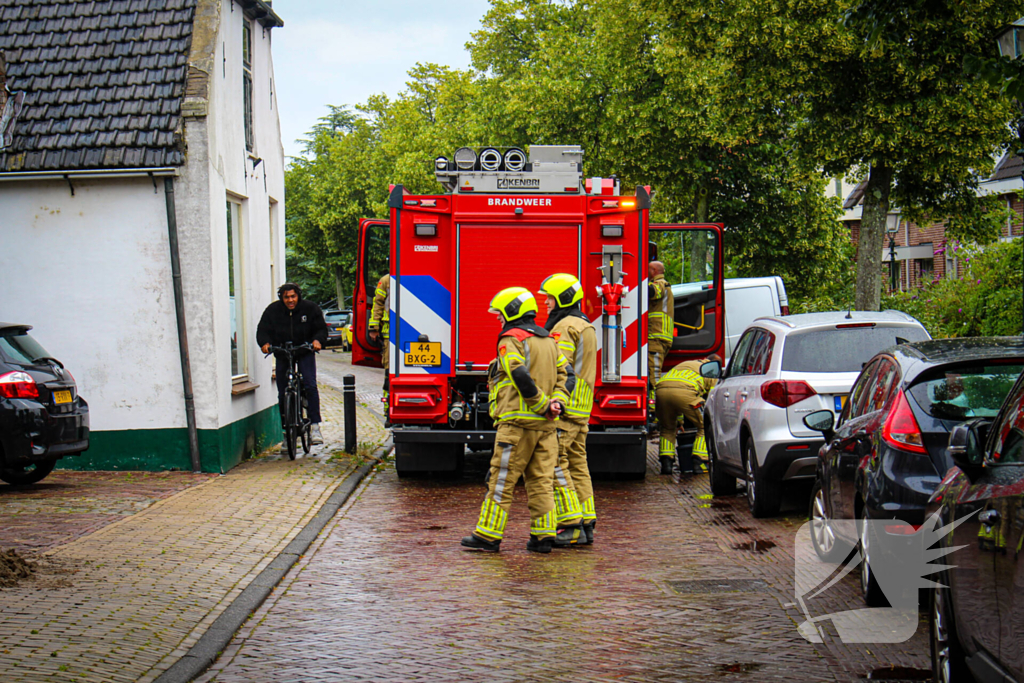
[405,342,441,367]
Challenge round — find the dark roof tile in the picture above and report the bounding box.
[83,149,104,166]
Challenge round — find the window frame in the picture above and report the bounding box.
[242,18,254,153]
[726,328,758,379]
[226,196,249,383]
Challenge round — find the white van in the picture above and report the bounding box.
[671,276,789,358]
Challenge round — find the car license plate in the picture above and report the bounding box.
[53,390,72,404]
[405,342,441,367]
[335,327,344,331]
[834,395,848,412]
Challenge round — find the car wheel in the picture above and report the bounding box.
[708,428,736,496]
[929,578,970,683]
[858,515,887,607]
[809,481,852,562]
[744,439,781,518]
[0,458,58,486]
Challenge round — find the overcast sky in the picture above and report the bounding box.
[270,0,491,160]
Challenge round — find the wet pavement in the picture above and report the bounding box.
[199,445,932,682]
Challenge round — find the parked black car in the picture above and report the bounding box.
[0,323,89,485]
[802,337,1024,605]
[324,310,351,351]
[926,365,1024,683]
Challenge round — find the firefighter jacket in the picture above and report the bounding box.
[488,323,573,431]
[657,359,715,405]
[369,275,390,335]
[648,276,674,343]
[545,307,596,425]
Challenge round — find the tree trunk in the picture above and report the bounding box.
[854,163,893,312]
[688,186,710,281]
[334,264,347,310]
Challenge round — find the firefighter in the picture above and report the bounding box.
[654,355,720,475]
[461,287,573,554]
[539,273,598,547]
[647,261,674,400]
[367,274,390,416]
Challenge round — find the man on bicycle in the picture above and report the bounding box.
[257,283,329,445]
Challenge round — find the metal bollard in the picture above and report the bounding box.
[343,374,357,454]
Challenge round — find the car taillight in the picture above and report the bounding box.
[0,371,39,399]
[780,305,790,316]
[760,380,817,408]
[881,390,927,454]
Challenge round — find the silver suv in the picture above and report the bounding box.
[705,311,930,517]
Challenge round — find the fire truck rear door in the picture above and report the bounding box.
[648,223,725,366]
[352,218,389,368]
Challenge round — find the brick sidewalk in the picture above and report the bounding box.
[0,382,388,683]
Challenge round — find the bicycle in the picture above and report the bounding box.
[268,342,315,460]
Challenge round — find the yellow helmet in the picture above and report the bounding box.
[489,287,538,322]
[539,273,583,308]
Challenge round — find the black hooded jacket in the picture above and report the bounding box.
[256,297,328,356]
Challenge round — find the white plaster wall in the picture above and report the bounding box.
[174,0,286,430]
[0,178,186,432]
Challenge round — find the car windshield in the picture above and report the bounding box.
[325,312,350,324]
[908,364,1024,420]
[782,325,930,373]
[0,330,52,365]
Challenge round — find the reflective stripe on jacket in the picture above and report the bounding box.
[648,276,674,342]
[550,316,596,424]
[488,333,569,431]
[657,359,714,397]
[369,275,390,335]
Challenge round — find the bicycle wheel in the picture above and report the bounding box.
[300,394,311,454]
[285,424,297,460]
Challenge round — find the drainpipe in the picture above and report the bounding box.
[163,177,202,472]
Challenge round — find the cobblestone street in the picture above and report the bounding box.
[200,442,932,682]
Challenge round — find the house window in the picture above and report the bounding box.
[269,198,278,298]
[227,198,248,380]
[917,258,934,283]
[242,19,254,152]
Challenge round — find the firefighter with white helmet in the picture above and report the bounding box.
[655,355,720,475]
[461,287,574,554]
[540,273,598,546]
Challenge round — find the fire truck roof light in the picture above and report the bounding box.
[420,199,437,208]
[621,200,636,208]
[454,147,477,170]
[602,200,619,208]
[504,148,526,172]
[479,147,502,171]
[434,156,449,171]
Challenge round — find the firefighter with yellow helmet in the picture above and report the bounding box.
[540,273,598,546]
[654,355,720,475]
[647,261,674,398]
[461,287,573,554]
[368,274,390,413]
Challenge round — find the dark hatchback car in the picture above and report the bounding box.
[926,366,1024,683]
[802,338,1024,603]
[324,310,351,350]
[0,323,89,485]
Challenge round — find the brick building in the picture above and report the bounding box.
[837,153,1023,290]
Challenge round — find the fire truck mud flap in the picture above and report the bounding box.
[586,429,647,480]
[391,429,490,478]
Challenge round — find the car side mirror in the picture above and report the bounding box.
[700,360,721,379]
[948,418,990,476]
[803,410,835,441]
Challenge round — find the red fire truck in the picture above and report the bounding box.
[352,145,724,477]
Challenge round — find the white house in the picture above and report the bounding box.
[0,0,287,473]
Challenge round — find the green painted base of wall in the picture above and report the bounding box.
[57,405,282,474]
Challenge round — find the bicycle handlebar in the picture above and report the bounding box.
[266,342,316,357]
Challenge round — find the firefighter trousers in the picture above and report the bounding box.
[648,338,672,396]
[655,386,707,460]
[555,420,595,525]
[474,423,558,541]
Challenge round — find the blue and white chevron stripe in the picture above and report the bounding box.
[389,275,452,375]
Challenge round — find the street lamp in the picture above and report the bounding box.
[886,212,900,293]
[997,20,1024,335]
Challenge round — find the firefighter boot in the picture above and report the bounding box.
[554,523,585,548]
[527,535,553,554]
[461,534,501,552]
[582,520,596,545]
[660,456,674,475]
